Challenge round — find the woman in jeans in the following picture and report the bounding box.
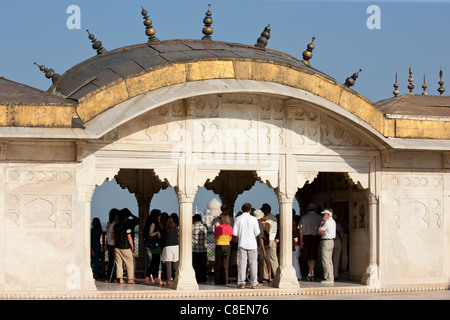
[143,209,162,285]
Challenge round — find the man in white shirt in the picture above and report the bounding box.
[318,208,336,284]
[233,203,261,289]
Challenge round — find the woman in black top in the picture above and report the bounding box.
[143,209,162,285]
[160,216,179,286]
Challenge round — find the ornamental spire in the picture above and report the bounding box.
[141,7,159,43]
[202,4,213,41]
[438,68,445,96]
[345,69,362,87]
[302,37,315,66]
[407,66,414,94]
[34,62,60,84]
[421,75,428,95]
[255,24,271,48]
[87,30,107,55]
[393,72,400,97]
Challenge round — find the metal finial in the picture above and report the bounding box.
[345,69,362,87]
[438,68,445,96]
[202,4,213,41]
[141,7,159,43]
[255,24,271,48]
[407,66,415,94]
[34,62,60,84]
[393,72,400,97]
[86,30,107,55]
[421,75,428,95]
[302,37,315,66]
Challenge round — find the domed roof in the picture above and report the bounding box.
[207,197,221,210]
[48,39,333,100]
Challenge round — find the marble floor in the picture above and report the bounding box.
[93,277,450,300]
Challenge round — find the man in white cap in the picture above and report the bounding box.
[318,208,336,284]
[299,202,322,282]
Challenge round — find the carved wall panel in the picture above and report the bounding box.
[120,101,184,143]
[384,174,443,229]
[195,95,220,118]
[113,93,375,157]
[320,114,372,148]
[5,168,75,229]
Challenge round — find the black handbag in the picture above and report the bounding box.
[145,237,159,248]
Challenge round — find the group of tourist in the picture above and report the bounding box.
[224,202,343,288]
[211,202,280,287]
[90,201,343,287]
[91,207,139,282]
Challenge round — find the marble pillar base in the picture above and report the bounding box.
[272,265,300,289]
[173,266,199,291]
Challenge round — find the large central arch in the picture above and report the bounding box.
[88,80,382,290]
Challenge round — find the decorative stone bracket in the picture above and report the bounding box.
[94,168,120,186]
[344,172,369,190]
[297,171,318,189]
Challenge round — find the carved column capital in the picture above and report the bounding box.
[84,185,96,202]
[367,192,378,205]
[135,192,153,208]
[176,187,197,204]
[275,189,296,203]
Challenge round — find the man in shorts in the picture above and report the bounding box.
[299,202,322,282]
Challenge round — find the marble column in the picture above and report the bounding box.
[362,192,380,286]
[173,191,199,290]
[83,185,97,291]
[271,193,300,289]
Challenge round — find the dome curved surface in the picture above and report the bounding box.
[207,198,222,210]
[48,39,333,100]
[1,39,447,141]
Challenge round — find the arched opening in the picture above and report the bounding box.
[86,88,379,289]
[90,178,139,280]
[90,169,174,281]
[296,172,369,282]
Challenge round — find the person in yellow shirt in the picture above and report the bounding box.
[214,214,235,285]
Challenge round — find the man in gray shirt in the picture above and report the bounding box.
[299,202,322,282]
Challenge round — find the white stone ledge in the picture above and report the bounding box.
[0,283,447,300]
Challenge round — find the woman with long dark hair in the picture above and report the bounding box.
[160,216,179,287]
[143,209,162,285]
[105,208,119,282]
[91,217,103,279]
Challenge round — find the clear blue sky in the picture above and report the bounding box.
[1,0,449,224]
